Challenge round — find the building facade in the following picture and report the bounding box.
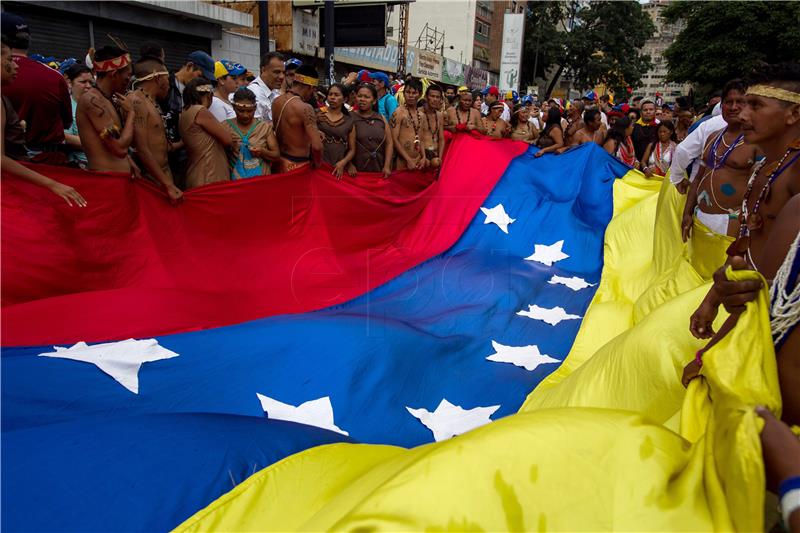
[640,0,691,99]
[1,0,252,72]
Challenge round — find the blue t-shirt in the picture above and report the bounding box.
[378,93,398,122]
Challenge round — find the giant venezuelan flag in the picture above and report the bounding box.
[2,135,777,532]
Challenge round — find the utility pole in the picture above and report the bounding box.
[324,0,335,84]
[258,1,269,57]
[397,2,409,76]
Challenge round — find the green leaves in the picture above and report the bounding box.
[663,1,800,90]
[521,1,655,98]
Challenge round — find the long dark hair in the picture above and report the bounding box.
[648,120,676,154]
[603,116,631,149]
[543,107,562,134]
[327,83,350,115]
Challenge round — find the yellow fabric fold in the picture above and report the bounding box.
[174,172,779,532]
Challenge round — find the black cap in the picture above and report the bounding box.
[1,12,29,40]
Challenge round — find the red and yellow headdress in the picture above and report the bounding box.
[93,53,131,73]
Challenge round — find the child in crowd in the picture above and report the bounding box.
[224,88,279,179]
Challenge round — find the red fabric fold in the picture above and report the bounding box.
[2,135,527,346]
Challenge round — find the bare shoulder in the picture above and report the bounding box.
[301,103,317,126]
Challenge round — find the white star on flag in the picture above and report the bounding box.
[517,304,582,326]
[525,240,569,266]
[486,340,560,371]
[480,203,516,234]
[38,339,179,394]
[256,394,349,436]
[406,399,500,442]
[548,275,595,291]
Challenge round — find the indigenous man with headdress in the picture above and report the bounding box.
[482,101,510,139]
[390,77,427,170]
[270,64,323,173]
[76,45,138,174]
[129,58,182,202]
[685,63,800,426]
[681,79,759,240]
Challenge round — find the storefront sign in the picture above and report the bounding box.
[292,9,319,56]
[413,50,442,81]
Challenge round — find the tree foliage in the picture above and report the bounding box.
[520,1,655,98]
[663,1,800,93]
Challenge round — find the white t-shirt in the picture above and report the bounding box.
[209,95,235,122]
[247,76,281,121]
[669,114,727,185]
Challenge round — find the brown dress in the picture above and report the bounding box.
[179,105,230,189]
[510,122,536,143]
[317,110,354,166]
[352,111,387,173]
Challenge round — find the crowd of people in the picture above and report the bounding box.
[0,10,742,209]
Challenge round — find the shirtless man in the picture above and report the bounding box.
[445,91,484,134]
[686,63,800,425]
[563,100,584,145]
[390,77,427,170]
[76,45,137,173]
[569,108,604,147]
[681,80,759,240]
[129,58,182,202]
[270,64,322,173]
[421,84,445,169]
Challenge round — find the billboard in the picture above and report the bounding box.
[413,50,442,81]
[499,13,525,93]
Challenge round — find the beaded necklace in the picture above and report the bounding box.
[406,106,422,151]
[654,140,674,174]
[456,107,470,126]
[425,110,439,149]
[731,145,800,263]
[618,137,637,167]
[486,117,500,135]
[706,127,744,170]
